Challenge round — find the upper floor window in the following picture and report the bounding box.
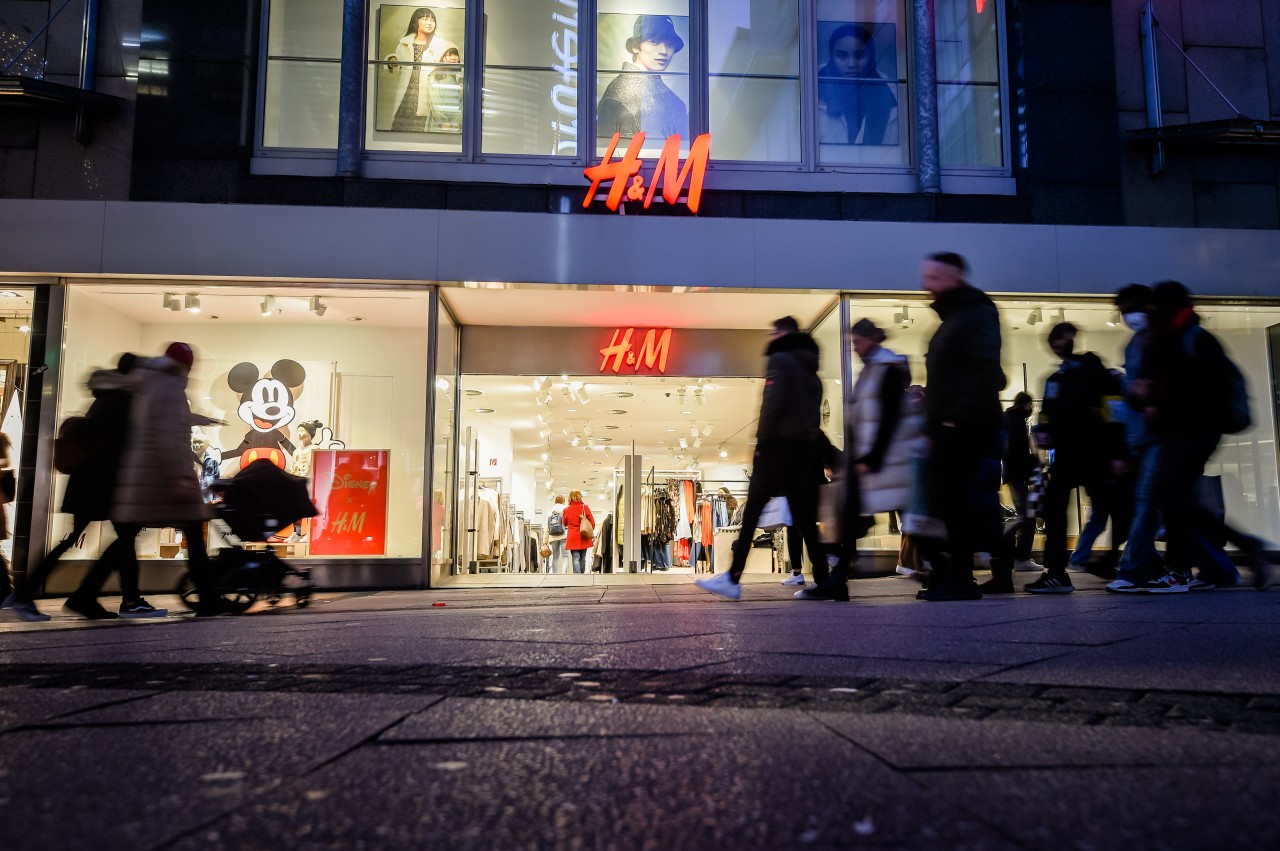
[258,0,1007,180]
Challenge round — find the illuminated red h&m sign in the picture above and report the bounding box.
[584,133,711,214]
[600,328,673,374]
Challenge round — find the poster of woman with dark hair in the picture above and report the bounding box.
[818,23,899,145]
[380,6,461,133]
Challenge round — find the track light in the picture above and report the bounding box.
[578,387,591,404]
[163,292,181,311]
[1106,310,1121,328]
[184,294,201,313]
[893,306,913,326]
[310,296,327,316]
[261,295,276,316]
[690,424,699,438]
[693,437,702,449]
[571,435,581,447]
[679,437,688,449]
[695,388,706,405]
[701,425,713,437]
[1027,308,1042,326]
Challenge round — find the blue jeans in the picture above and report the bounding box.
[1069,507,1109,565]
[1117,443,1161,582]
[571,549,588,573]
[548,538,566,573]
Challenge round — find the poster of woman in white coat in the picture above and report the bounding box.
[376,5,463,133]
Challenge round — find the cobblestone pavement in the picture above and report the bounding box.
[3,577,1280,849]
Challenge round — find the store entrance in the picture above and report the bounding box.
[437,288,845,586]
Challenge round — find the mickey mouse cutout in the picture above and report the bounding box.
[224,359,306,469]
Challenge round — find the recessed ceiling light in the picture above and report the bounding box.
[665,428,676,432]
[465,389,483,396]
[567,408,578,413]
[680,410,693,415]
[604,391,635,398]
[610,410,627,415]
[657,440,667,445]
[602,424,619,430]
[475,407,495,414]
[595,437,613,443]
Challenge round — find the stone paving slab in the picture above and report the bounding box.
[164,730,1009,850]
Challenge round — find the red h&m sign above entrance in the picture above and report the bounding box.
[583,133,711,214]
[600,328,673,374]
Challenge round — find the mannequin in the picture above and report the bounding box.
[191,429,221,502]
[289,420,322,478]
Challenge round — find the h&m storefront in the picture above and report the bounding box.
[3,203,1280,593]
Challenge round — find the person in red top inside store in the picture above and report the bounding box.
[562,490,597,574]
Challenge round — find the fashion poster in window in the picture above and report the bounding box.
[816,21,900,146]
[596,13,690,144]
[375,4,465,133]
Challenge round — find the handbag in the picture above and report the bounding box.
[817,472,845,546]
[757,496,792,531]
[539,545,552,559]
[0,469,14,504]
[578,511,595,541]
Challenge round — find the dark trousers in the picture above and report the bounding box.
[730,441,826,583]
[919,426,1000,585]
[1157,432,1262,578]
[1042,454,1129,574]
[102,524,216,602]
[16,515,96,602]
[1007,477,1034,561]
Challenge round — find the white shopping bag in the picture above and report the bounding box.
[757,496,793,531]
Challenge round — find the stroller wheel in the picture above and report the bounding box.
[176,573,202,611]
[217,567,258,614]
[294,589,312,608]
[266,595,281,607]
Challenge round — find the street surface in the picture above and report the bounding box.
[3,572,1280,849]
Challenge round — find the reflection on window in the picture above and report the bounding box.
[262,0,342,149]
[935,0,1003,168]
[816,1,909,166]
[596,2,691,157]
[367,2,466,153]
[708,0,800,162]
[482,0,580,157]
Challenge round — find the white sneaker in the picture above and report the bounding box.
[895,565,917,578]
[1014,559,1043,573]
[781,572,806,587]
[695,572,741,601]
[1106,578,1141,593]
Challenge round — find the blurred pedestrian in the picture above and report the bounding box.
[105,343,220,614]
[697,316,827,601]
[1131,282,1274,591]
[799,318,917,599]
[914,252,1006,601]
[1026,323,1128,594]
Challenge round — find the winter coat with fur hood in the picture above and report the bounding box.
[110,356,214,527]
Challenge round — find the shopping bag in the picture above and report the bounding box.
[817,473,845,545]
[757,496,792,531]
[901,456,946,540]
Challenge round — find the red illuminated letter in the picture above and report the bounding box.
[599,328,635,373]
[642,133,710,213]
[633,328,672,373]
[583,132,646,211]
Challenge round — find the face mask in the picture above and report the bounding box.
[1123,312,1148,333]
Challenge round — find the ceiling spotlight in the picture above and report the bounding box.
[163,292,181,311]
[693,437,702,449]
[719,445,729,459]
[540,452,548,462]
[679,437,688,449]
[571,435,581,447]
[184,294,201,313]
[533,377,545,390]
[893,306,914,326]
[578,388,591,404]
[690,424,699,438]
[701,425,713,437]
[18,323,30,333]
[539,428,551,439]
[1053,308,1067,324]
[261,295,276,316]
[1027,308,1042,326]
[435,377,450,391]
[309,296,328,316]
[1106,310,1121,328]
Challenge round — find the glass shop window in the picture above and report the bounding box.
[262,0,343,148]
[815,0,910,167]
[935,0,1003,168]
[707,0,801,162]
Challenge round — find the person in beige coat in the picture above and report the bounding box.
[102,343,220,614]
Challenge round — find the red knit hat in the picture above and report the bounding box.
[165,341,195,370]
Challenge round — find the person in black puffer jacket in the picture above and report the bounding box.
[696,316,829,601]
[917,252,1007,601]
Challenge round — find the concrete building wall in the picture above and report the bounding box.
[1113,0,1280,229]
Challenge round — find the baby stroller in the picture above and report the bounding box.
[178,459,319,614]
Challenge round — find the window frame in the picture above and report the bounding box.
[252,0,1014,195]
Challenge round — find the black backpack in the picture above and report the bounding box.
[1185,326,1251,434]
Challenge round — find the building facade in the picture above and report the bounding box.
[1,0,1279,593]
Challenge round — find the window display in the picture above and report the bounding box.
[52,286,430,563]
[368,2,467,152]
[262,0,342,149]
[596,2,691,156]
[935,0,1004,167]
[816,1,909,166]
